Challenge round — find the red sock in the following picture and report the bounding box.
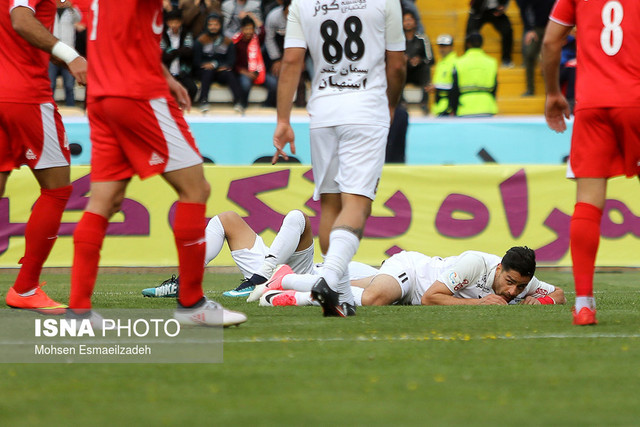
[13,185,72,293]
[69,212,108,309]
[570,202,602,298]
[173,202,206,307]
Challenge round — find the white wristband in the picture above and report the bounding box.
[51,41,80,64]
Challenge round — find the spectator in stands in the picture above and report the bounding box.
[264,0,306,107]
[559,31,577,114]
[466,0,513,68]
[163,1,223,36]
[262,0,282,18]
[400,0,424,34]
[516,0,554,96]
[221,0,262,38]
[49,0,82,107]
[402,9,434,114]
[233,15,277,109]
[194,13,243,111]
[161,9,198,102]
[450,33,498,117]
[429,34,458,117]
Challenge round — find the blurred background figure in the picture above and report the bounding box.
[429,34,457,117]
[450,33,498,117]
[49,0,82,107]
[161,9,198,102]
[402,9,434,115]
[516,0,554,96]
[466,0,513,67]
[193,13,242,111]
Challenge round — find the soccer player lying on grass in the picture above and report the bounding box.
[253,246,566,307]
[142,209,316,298]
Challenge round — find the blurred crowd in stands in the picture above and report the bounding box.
[51,0,576,118]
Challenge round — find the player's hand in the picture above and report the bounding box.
[524,30,538,46]
[167,76,191,112]
[68,56,87,86]
[479,294,508,305]
[272,122,295,164]
[520,296,542,305]
[545,92,570,133]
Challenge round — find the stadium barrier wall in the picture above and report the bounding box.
[62,116,572,165]
[2,165,639,268]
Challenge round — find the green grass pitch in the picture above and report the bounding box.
[1,269,639,426]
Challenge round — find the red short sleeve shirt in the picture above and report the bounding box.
[550,0,640,110]
[0,0,56,103]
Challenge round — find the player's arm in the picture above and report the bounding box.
[542,20,572,133]
[421,281,507,306]
[272,47,305,164]
[520,287,566,305]
[162,64,191,111]
[11,6,87,85]
[386,50,407,122]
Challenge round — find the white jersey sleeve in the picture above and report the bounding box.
[284,0,306,49]
[437,252,489,293]
[385,0,406,51]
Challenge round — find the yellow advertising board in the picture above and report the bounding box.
[1,165,639,267]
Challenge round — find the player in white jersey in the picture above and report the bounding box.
[271,0,406,317]
[256,247,566,307]
[142,209,316,298]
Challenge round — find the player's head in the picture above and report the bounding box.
[205,13,223,37]
[492,247,536,302]
[402,10,417,32]
[165,9,183,34]
[240,16,256,40]
[436,34,454,56]
[465,32,483,50]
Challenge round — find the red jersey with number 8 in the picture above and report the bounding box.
[550,0,640,110]
[86,0,170,100]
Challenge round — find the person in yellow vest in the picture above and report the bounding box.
[429,34,458,116]
[450,33,498,117]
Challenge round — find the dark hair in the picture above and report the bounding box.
[240,16,256,28]
[465,32,483,48]
[165,9,183,21]
[282,0,292,9]
[501,246,536,278]
[402,9,416,20]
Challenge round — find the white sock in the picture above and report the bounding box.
[204,216,225,265]
[575,296,595,311]
[282,273,317,291]
[294,291,315,306]
[351,286,364,306]
[321,229,360,304]
[259,210,306,277]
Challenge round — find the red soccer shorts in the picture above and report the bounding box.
[88,97,202,182]
[0,102,70,172]
[568,107,640,178]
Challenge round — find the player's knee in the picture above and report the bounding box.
[217,211,242,229]
[283,209,307,233]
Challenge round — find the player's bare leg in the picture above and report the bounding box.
[0,171,10,197]
[571,178,606,325]
[358,274,403,306]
